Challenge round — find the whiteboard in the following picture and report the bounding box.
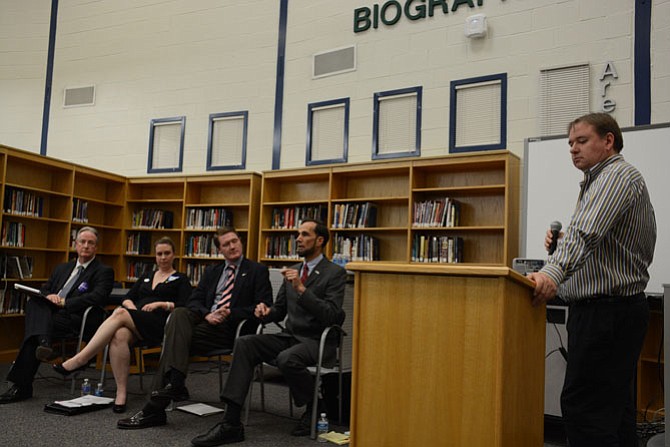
[522,123,670,295]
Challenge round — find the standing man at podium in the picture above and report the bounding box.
[528,113,657,447]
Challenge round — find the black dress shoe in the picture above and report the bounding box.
[191,422,244,446]
[0,384,32,405]
[291,410,312,437]
[150,383,190,403]
[112,403,127,413]
[117,410,167,429]
[52,363,87,379]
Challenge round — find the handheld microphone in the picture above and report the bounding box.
[548,221,562,255]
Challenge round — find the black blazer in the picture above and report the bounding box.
[269,257,346,342]
[186,257,273,325]
[40,257,115,315]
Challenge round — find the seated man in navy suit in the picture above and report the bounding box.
[0,226,115,403]
[191,219,347,446]
[118,226,273,429]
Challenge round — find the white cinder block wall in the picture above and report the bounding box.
[1,0,669,176]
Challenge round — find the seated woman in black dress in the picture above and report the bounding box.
[54,237,192,413]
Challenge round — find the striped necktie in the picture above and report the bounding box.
[213,264,236,311]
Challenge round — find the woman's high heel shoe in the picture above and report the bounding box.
[52,362,87,379]
[112,403,127,413]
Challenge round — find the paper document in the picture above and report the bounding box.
[54,395,114,408]
[176,403,224,416]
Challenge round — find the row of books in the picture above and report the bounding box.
[131,209,174,229]
[413,197,461,228]
[126,232,152,255]
[263,235,300,260]
[270,205,328,230]
[332,233,379,263]
[1,254,34,279]
[185,262,208,286]
[126,260,156,281]
[0,289,28,315]
[3,186,45,218]
[185,207,233,230]
[411,235,464,263]
[332,202,378,229]
[72,198,89,223]
[1,221,26,247]
[184,234,224,257]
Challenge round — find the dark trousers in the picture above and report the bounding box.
[7,297,103,389]
[561,294,648,447]
[151,307,242,391]
[221,333,320,411]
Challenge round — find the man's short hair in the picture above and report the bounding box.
[568,112,624,153]
[301,219,330,246]
[76,226,99,242]
[213,226,241,249]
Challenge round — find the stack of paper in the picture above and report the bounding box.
[318,431,350,445]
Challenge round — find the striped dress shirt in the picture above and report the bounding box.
[540,153,656,302]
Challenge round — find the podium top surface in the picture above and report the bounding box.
[345,262,535,289]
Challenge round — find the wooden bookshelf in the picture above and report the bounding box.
[259,151,520,267]
[125,173,261,285]
[124,177,185,282]
[0,146,125,362]
[71,166,126,282]
[637,300,664,421]
[182,173,261,284]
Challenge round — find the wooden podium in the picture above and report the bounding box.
[346,263,545,447]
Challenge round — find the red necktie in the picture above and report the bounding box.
[301,264,309,283]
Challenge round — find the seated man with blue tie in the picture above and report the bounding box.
[0,226,115,404]
[118,226,273,429]
[191,219,347,446]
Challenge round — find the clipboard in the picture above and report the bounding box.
[14,283,46,298]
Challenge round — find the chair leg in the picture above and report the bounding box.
[218,355,224,394]
[100,344,109,387]
[138,347,145,391]
[259,364,266,412]
[310,373,321,440]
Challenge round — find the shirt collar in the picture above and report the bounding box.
[580,153,622,193]
[76,258,94,270]
[304,254,324,273]
[225,256,244,270]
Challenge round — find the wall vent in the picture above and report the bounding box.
[313,46,356,79]
[63,85,96,108]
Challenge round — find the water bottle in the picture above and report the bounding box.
[81,378,91,396]
[94,382,104,397]
[317,412,329,442]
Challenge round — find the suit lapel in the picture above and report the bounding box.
[305,258,327,286]
[70,259,97,295]
[231,259,249,302]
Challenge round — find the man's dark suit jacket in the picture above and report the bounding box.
[186,257,273,324]
[268,257,346,343]
[7,257,114,388]
[39,257,115,314]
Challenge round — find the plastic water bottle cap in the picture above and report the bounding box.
[320,413,326,417]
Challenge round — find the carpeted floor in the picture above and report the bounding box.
[0,360,347,447]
